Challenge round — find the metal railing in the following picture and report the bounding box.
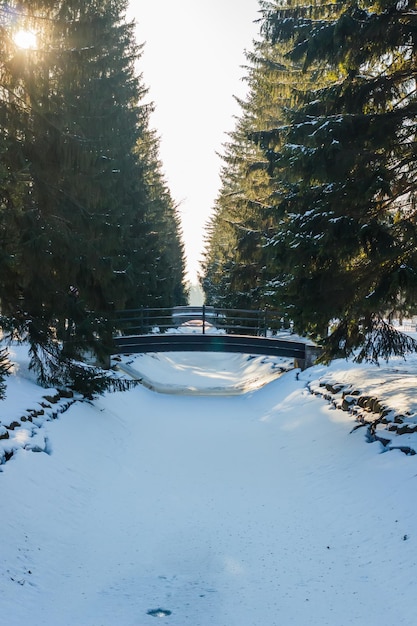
[111,306,322,368]
[113,306,291,337]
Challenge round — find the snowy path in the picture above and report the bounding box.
[2,362,417,625]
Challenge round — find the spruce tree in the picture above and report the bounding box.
[204,0,417,361]
[202,3,313,313]
[0,0,186,387]
[130,127,187,308]
[259,0,417,360]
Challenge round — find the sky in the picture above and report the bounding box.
[126,1,262,284]
[2,339,417,624]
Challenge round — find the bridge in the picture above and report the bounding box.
[113,306,321,369]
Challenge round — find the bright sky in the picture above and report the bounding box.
[126,1,261,284]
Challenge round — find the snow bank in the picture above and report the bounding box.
[113,351,293,395]
[307,354,417,454]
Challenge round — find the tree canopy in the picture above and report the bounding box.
[202,0,417,362]
[0,0,187,391]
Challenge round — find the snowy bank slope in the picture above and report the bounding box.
[1,348,417,625]
[113,351,293,395]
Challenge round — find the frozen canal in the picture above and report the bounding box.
[1,351,417,625]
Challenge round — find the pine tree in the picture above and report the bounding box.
[204,0,417,361]
[0,0,147,369]
[202,2,313,313]
[202,121,273,310]
[130,127,187,308]
[259,0,417,360]
[0,0,35,318]
[0,0,186,387]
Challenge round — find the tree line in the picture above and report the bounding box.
[0,0,187,395]
[202,0,417,362]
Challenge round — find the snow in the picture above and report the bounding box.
[1,341,417,625]
[115,352,293,395]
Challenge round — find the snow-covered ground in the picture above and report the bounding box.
[115,351,294,395]
[1,342,417,625]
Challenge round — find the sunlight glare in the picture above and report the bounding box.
[14,29,37,50]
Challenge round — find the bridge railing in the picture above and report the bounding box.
[213,307,291,337]
[112,306,323,368]
[114,307,173,335]
[113,306,291,337]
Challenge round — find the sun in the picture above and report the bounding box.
[13,29,37,50]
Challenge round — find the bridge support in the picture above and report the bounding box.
[295,345,323,370]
